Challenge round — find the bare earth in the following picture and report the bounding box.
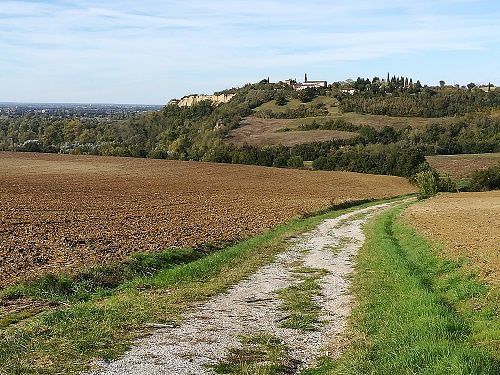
[338,112,454,130]
[426,153,500,178]
[404,192,500,284]
[227,114,455,147]
[227,116,357,147]
[0,152,415,287]
[88,202,395,374]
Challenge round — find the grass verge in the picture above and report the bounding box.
[304,204,500,375]
[0,198,402,374]
[0,248,204,304]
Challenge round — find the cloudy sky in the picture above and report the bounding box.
[1,0,500,104]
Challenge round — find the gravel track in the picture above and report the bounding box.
[88,203,394,374]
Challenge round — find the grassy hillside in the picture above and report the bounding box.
[254,95,339,115]
[227,116,357,147]
[229,94,457,148]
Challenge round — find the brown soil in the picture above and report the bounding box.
[404,192,500,285]
[227,116,357,147]
[426,153,500,179]
[339,112,454,129]
[0,152,415,287]
[227,114,454,147]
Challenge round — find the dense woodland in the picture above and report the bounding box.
[1,79,499,179]
[340,89,500,117]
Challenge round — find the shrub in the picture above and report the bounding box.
[275,94,288,106]
[287,155,304,168]
[437,174,457,192]
[298,88,318,103]
[415,170,438,199]
[469,164,500,191]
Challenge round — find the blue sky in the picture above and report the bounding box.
[1,0,500,104]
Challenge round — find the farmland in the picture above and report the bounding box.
[404,191,500,285]
[0,152,415,287]
[227,116,357,147]
[426,153,500,178]
[228,95,455,147]
[252,96,454,130]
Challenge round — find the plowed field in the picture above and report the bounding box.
[426,153,500,178]
[227,116,357,147]
[0,152,415,287]
[404,192,500,284]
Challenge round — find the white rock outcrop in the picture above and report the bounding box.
[177,93,235,107]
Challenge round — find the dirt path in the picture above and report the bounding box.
[88,203,395,374]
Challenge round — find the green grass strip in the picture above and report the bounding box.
[304,204,500,375]
[211,332,299,374]
[277,267,328,331]
[1,248,204,304]
[0,198,403,374]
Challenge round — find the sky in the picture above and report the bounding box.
[1,0,500,104]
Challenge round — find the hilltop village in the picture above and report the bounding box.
[170,74,329,107]
[169,73,497,108]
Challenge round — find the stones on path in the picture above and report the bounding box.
[88,203,392,375]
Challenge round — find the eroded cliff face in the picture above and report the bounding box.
[178,93,235,107]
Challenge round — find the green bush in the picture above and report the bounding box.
[275,93,288,106]
[287,155,304,168]
[298,88,318,103]
[469,164,500,191]
[312,144,427,177]
[415,170,438,199]
[437,174,457,192]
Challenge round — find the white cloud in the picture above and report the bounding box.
[0,0,499,102]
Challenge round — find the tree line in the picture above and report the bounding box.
[1,79,499,179]
[339,88,500,117]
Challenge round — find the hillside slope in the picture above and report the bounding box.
[227,95,455,147]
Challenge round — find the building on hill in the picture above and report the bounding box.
[341,88,357,95]
[286,74,327,91]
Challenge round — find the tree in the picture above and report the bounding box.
[415,170,438,199]
[287,155,304,168]
[467,82,476,91]
[275,93,287,106]
[298,88,317,103]
[43,123,63,146]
